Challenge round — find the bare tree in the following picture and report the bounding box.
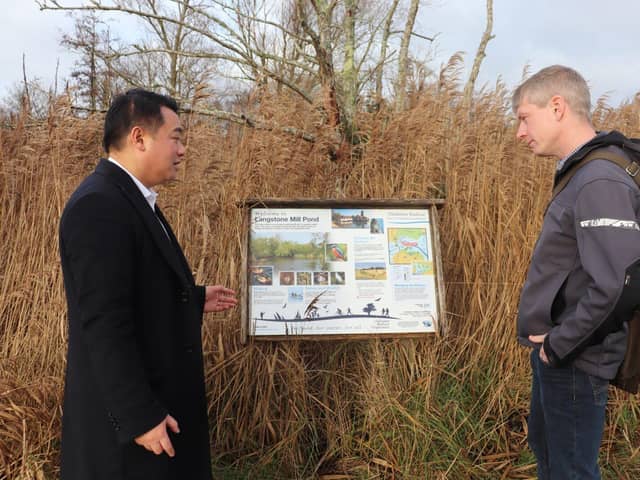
[21,54,31,113]
[38,0,431,146]
[1,75,55,119]
[462,0,494,108]
[394,0,418,112]
[341,0,357,139]
[55,1,214,105]
[374,0,399,104]
[61,13,125,110]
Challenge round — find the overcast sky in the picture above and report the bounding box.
[2,1,639,107]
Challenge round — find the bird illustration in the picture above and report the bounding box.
[374,297,381,302]
[314,272,328,283]
[282,302,287,309]
[330,244,346,261]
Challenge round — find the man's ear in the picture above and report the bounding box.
[549,95,566,119]
[130,125,146,151]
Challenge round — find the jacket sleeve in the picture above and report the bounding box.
[60,193,167,443]
[545,177,640,366]
[195,285,206,316]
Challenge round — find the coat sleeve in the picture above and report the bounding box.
[60,192,167,443]
[544,177,640,366]
[195,285,206,316]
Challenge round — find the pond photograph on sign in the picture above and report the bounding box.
[247,203,442,339]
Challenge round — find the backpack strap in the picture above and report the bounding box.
[551,147,640,201]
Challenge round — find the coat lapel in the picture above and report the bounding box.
[94,159,190,285]
[155,205,195,282]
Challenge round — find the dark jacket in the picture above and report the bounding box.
[59,159,211,480]
[517,139,640,379]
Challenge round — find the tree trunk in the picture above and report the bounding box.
[342,0,357,140]
[375,0,399,104]
[169,0,190,97]
[308,0,341,130]
[463,0,494,108]
[395,0,419,112]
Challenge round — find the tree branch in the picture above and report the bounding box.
[69,103,317,142]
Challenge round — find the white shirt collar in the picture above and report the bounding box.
[107,157,158,211]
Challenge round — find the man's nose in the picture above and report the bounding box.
[516,122,527,140]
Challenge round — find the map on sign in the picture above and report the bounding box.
[388,228,429,265]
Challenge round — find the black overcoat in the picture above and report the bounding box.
[59,159,211,480]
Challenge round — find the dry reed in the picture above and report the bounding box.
[1,72,640,479]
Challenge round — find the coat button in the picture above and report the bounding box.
[180,290,189,303]
[107,411,120,430]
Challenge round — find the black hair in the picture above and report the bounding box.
[103,89,179,153]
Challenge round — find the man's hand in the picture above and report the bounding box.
[204,285,238,313]
[134,415,180,457]
[529,333,549,364]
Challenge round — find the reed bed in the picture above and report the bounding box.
[1,76,640,479]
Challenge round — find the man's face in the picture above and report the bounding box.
[516,97,561,157]
[140,106,185,187]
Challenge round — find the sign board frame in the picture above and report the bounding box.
[239,199,446,342]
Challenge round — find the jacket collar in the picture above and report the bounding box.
[554,130,628,186]
[94,158,192,286]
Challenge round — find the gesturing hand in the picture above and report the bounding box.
[204,285,238,313]
[134,414,180,457]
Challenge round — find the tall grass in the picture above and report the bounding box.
[1,73,640,479]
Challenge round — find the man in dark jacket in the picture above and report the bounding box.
[515,66,640,479]
[58,89,237,480]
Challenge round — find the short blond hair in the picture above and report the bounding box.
[512,65,591,119]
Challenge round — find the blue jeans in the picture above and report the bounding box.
[528,349,609,480]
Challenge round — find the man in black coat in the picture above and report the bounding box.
[58,89,237,480]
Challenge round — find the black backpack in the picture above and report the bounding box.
[551,130,640,393]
